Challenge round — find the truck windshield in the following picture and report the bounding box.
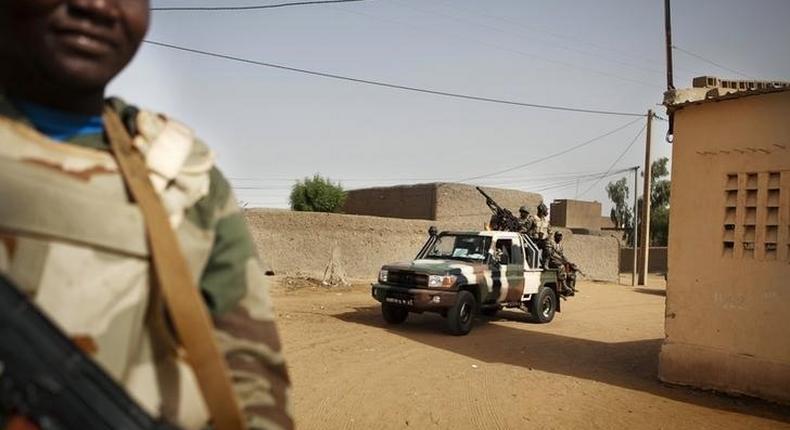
[424,234,491,262]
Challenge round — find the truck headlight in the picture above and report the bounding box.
[428,275,456,288]
[378,269,388,283]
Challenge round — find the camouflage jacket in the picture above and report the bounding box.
[527,215,551,240]
[0,95,292,430]
[544,239,567,267]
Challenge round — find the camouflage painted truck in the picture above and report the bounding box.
[371,228,566,335]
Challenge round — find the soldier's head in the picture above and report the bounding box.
[554,231,563,243]
[0,0,150,111]
[518,205,530,219]
[537,202,548,217]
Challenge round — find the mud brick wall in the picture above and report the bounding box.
[342,182,543,224]
[245,209,619,282]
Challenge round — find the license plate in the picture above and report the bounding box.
[385,297,413,306]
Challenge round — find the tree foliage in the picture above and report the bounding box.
[289,174,347,213]
[607,177,633,231]
[649,157,671,246]
[606,157,671,247]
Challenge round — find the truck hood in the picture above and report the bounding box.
[381,259,487,276]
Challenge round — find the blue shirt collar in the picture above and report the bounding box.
[11,99,104,142]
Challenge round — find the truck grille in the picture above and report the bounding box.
[387,271,428,287]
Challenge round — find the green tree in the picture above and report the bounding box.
[606,177,634,244]
[606,157,671,246]
[290,174,347,213]
[649,157,671,246]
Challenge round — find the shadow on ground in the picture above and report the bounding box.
[333,305,790,423]
[632,287,667,297]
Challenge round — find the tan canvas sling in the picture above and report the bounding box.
[102,108,246,430]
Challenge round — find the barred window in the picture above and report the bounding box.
[723,171,787,261]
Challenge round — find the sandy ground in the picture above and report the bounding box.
[270,276,790,430]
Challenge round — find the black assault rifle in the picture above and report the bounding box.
[476,187,523,233]
[0,274,181,430]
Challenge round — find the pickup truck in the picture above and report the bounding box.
[371,228,566,335]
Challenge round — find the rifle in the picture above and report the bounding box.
[0,274,181,430]
[475,187,523,233]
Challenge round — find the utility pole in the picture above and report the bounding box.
[664,0,674,90]
[638,111,653,285]
[632,166,639,287]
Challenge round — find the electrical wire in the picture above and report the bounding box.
[151,0,368,11]
[228,168,640,185]
[458,116,644,182]
[338,3,662,89]
[672,45,755,80]
[144,40,647,118]
[437,0,694,75]
[578,124,646,197]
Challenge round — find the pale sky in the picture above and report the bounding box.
[109,0,790,212]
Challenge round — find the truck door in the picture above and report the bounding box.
[491,238,526,303]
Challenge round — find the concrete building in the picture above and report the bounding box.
[549,199,605,231]
[660,77,790,403]
[342,183,542,224]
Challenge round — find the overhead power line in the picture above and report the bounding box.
[151,0,368,11]
[339,4,661,89]
[228,168,648,185]
[578,124,646,197]
[459,116,644,182]
[144,40,646,118]
[672,45,755,80]
[530,167,634,193]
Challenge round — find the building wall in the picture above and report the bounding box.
[342,182,542,224]
[620,247,667,273]
[550,199,603,230]
[659,90,790,403]
[244,209,619,282]
[341,183,436,220]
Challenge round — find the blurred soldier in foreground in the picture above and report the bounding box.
[545,232,578,296]
[0,1,291,429]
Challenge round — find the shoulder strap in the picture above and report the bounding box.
[103,108,246,430]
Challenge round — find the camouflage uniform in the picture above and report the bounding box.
[545,236,575,295]
[0,95,292,430]
[519,214,534,234]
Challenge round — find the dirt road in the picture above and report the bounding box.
[270,277,790,429]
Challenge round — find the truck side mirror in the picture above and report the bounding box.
[428,226,438,237]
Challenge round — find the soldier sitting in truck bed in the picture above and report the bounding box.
[545,232,577,296]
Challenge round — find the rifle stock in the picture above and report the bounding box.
[0,274,181,430]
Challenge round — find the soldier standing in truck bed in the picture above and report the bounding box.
[527,201,549,241]
[0,1,291,429]
[518,205,534,234]
[525,202,551,267]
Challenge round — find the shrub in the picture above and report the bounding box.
[289,174,347,213]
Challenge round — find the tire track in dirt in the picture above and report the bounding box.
[303,335,418,429]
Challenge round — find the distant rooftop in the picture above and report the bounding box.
[664,75,790,111]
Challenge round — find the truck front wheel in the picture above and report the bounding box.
[447,290,475,335]
[382,303,409,324]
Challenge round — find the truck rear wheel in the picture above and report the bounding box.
[447,290,475,335]
[529,286,556,323]
[381,303,409,324]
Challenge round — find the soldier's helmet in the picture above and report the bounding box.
[519,205,530,214]
[537,202,548,216]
